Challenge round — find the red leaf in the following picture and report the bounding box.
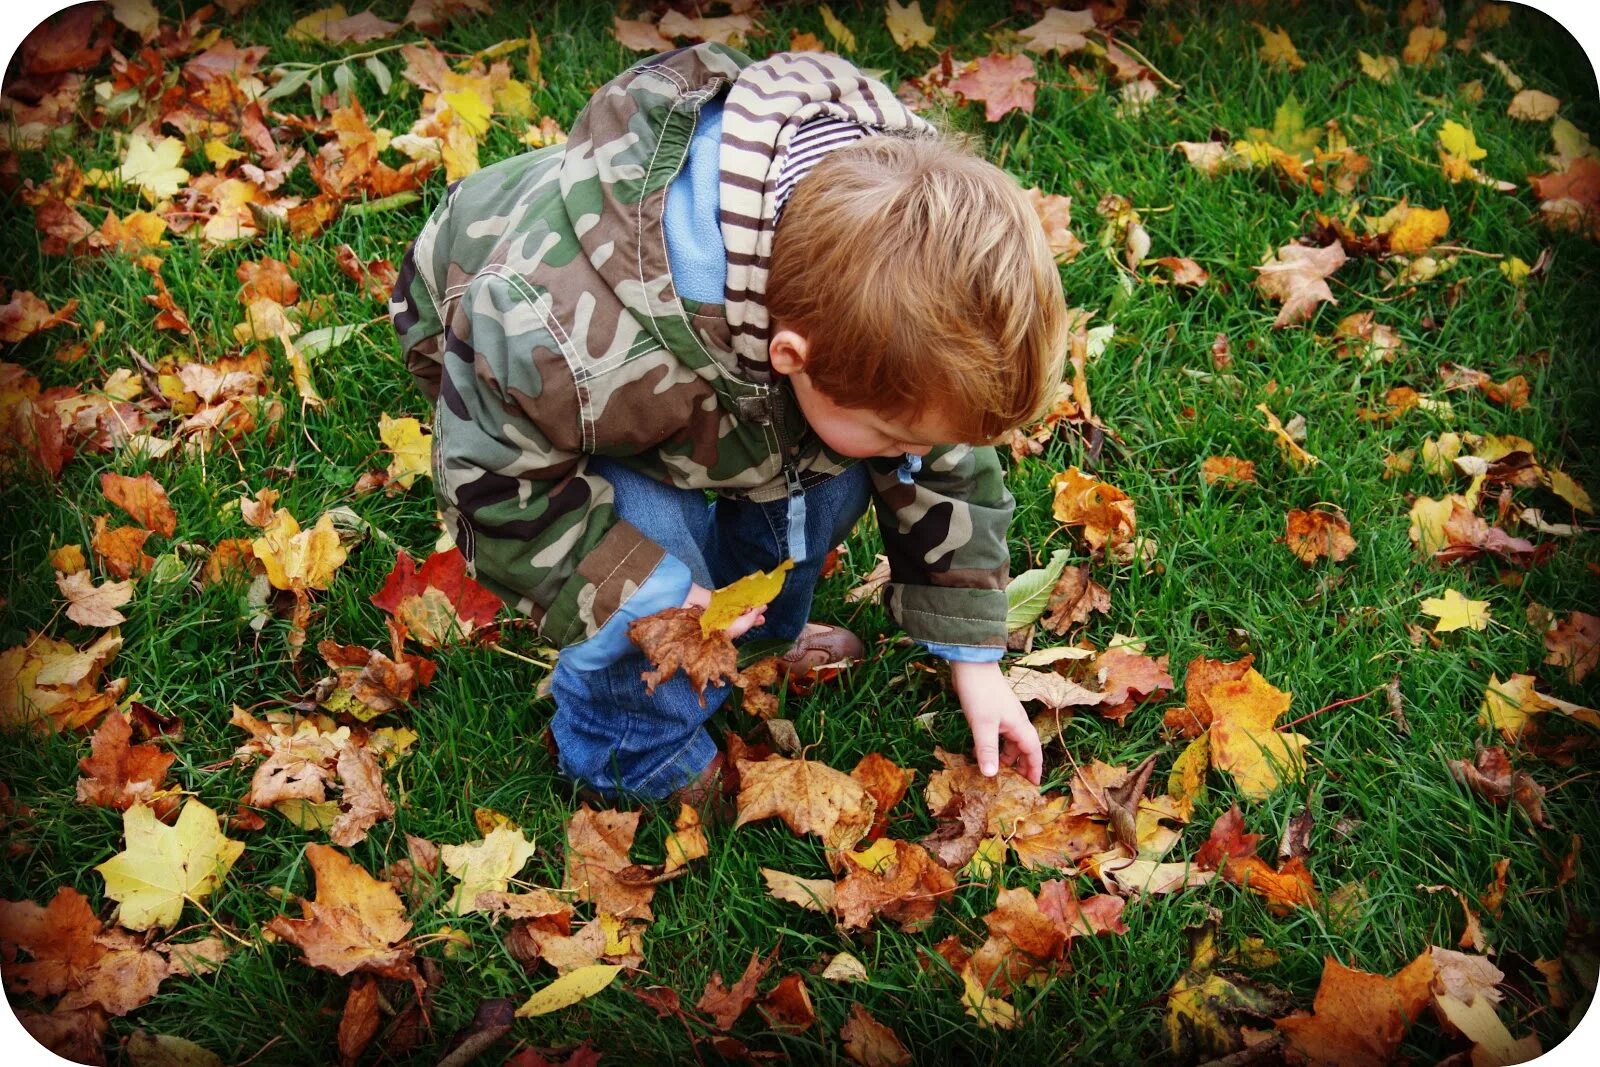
[371,549,502,648]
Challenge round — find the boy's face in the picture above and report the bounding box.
[769,327,964,460]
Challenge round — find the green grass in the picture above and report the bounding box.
[3,1,1599,1063]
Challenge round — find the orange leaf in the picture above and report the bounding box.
[100,472,176,537]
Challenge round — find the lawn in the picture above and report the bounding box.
[2,1,1599,1064]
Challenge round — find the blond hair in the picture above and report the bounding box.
[766,134,1068,443]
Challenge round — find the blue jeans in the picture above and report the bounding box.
[549,457,871,800]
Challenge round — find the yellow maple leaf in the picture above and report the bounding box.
[441,825,537,915]
[960,963,1019,1029]
[885,0,935,51]
[95,800,244,930]
[1479,672,1600,741]
[1358,51,1398,82]
[1402,25,1446,66]
[379,414,432,490]
[88,135,191,203]
[1207,669,1308,801]
[1421,588,1491,633]
[204,140,246,168]
[1439,120,1488,163]
[701,559,795,635]
[1253,23,1305,71]
[287,4,347,42]
[441,123,481,183]
[252,511,348,591]
[443,90,492,137]
[1372,203,1451,255]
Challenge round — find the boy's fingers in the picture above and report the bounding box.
[972,718,1000,777]
[1000,717,1044,785]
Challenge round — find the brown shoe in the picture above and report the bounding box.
[669,752,732,825]
[776,622,864,678]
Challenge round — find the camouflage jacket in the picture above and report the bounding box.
[390,44,1015,653]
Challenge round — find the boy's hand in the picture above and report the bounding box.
[949,660,1043,785]
[684,583,767,638]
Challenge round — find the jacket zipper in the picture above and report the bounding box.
[758,386,808,563]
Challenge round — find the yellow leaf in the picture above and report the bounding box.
[1207,669,1308,801]
[252,512,348,591]
[1402,25,1446,66]
[1439,120,1488,162]
[820,4,856,51]
[1422,588,1491,633]
[95,801,244,931]
[960,963,1018,1029]
[885,0,935,51]
[1167,733,1209,814]
[1358,51,1398,82]
[493,79,534,120]
[963,834,1007,880]
[1499,256,1531,285]
[1546,468,1593,513]
[515,963,623,1017]
[1256,404,1319,469]
[50,544,87,575]
[441,825,537,915]
[701,559,794,635]
[1375,203,1450,255]
[287,4,347,42]
[379,414,432,490]
[443,90,492,137]
[1253,23,1304,71]
[101,135,190,203]
[204,140,246,168]
[441,123,480,183]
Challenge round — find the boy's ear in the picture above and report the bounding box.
[768,328,809,376]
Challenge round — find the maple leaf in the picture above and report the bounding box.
[1275,951,1437,1065]
[268,843,419,985]
[377,414,432,491]
[95,800,244,930]
[1544,611,1600,683]
[658,10,754,46]
[1040,564,1110,634]
[57,569,133,628]
[834,838,956,931]
[1370,202,1450,255]
[0,628,125,733]
[252,510,346,591]
[93,517,154,580]
[371,548,503,648]
[1165,920,1291,1060]
[1253,242,1346,327]
[1018,8,1096,55]
[1449,746,1550,828]
[1201,456,1257,486]
[1402,24,1447,66]
[1050,466,1136,556]
[1253,23,1305,70]
[697,945,778,1031]
[1358,50,1399,82]
[1021,186,1084,263]
[761,868,836,912]
[564,805,658,921]
[734,755,876,858]
[287,5,401,44]
[840,1002,913,1067]
[1284,508,1356,564]
[442,824,537,915]
[756,972,816,1032]
[951,53,1037,122]
[0,885,108,997]
[885,0,936,50]
[76,711,176,816]
[611,15,674,52]
[101,472,176,537]
[329,741,395,847]
[1196,806,1317,915]
[1477,672,1599,742]
[88,134,190,202]
[1207,669,1309,801]
[237,257,299,306]
[628,606,742,704]
[1421,588,1491,633]
[318,627,436,719]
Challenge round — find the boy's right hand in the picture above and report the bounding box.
[684,583,767,638]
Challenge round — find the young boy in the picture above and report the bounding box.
[390,43,1068,803]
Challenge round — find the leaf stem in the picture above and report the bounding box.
[1276,687,1379,731]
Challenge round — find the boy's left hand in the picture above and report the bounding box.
[948,660,1043,785]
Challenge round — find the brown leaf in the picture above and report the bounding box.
[757,973,815,1032]
[734,756,876,858]
[338,973,382,1067]
[91,517,154,580]
[850,752,914,841]
[627,606,740,702]
[1544,611,1600,683]
[696,946,777,1031]
[1285,509,1356,563]
[237,257,299,306]
[1254,242,1347,327]
[951,52,1037,122]
[0,886,108,997]
[840,1002,912,1066]
[57,570,133,628]
[1449,747,1550,828]
[833,839,957,931]
[100,472,176,536]
[267,844,419,984]
[1201,456,1257,486]
[76,712,176,816]
[1275,952,1436,1065]
[1165,654,1255,739]
[329,741,396,847]
[1041,565,1110,634]
[564,805,654,921]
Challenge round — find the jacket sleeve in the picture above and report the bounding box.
[866,444,1014,652]
[431,271,682,649]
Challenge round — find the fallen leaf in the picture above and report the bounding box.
[253,511,347,591]
[1253,24,1305,70]
[761,868,835,912]
[1421,588,1491,633]
[1208,669,1309,801]
[702,559,793,635]
[834,838,956,931]
[1254,242,1347,327]
[58,570,133,627]
[951,53,1037,122]
[371,548,503,648]
[95,800,243,930]
[1448,746,1550,827]
[1274,951,1436,1064]
[1509,89,1561,121]
[1018,8,1095,56]
[841,1002,912,1066]
[101,472,176,536]
[1402,24,1447,65]
[1257,404,1320,468]
[1284,509,1356,564]
[267,843,419,985]
[516,963,622,1017]
[1544,611,1600,682]
[1050,466,1137,556]
[1202,457,1257,486]
[885,0,936,51]
[696,946,776,1030]
[735,756,876,857]
[76,712,176,816]
[443,825,537,915]
[564,806,654,921]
